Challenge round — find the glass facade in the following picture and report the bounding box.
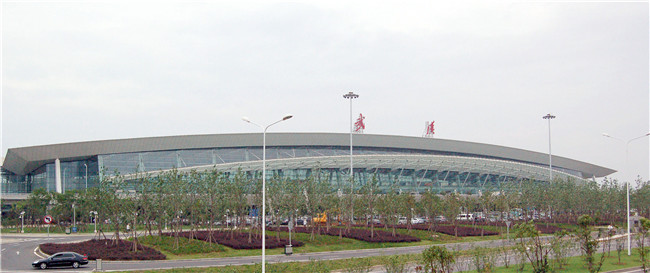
[2,145,582,196]
[1,158,99,195]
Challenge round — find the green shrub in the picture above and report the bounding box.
[421,245,455,273]
[383,255,408,273]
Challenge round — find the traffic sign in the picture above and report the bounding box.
[44,215,53,224]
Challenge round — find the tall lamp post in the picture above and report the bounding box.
[343,92,359,225]
[242,115,293,273]
[343,92,359,184]
[542,114,556,181]
[603,132,650,255]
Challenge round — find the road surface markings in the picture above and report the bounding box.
[34,247,46,258]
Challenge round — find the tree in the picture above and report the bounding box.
[441,193,461,237]
[421,245,456,273]
[514,220,552,273]
[419,191,442,232]
[377,184,401,237]
[23,188,52,228]
[359,175,379,237]
[636,217,650,272]
[96,172,132,245]
[550,230,571,270]
[574,215,605,273]
[201,169,223,245]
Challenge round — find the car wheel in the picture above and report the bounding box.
[73,261,80,268]
[40,263,47,269]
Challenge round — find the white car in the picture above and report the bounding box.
[456,213,474,221]
[397,217,408,225]
[411,217,426,224]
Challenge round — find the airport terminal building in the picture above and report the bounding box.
[1,133,615,199]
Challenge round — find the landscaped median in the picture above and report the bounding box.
[39,239,166,260]
[31,222,560,262]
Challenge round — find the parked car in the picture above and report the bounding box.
[397,217,408,225]
[456,213,474,221]
[296,218,306,226]
[434,215,447,222]
[32,252,88,269]
[411,217,426,224]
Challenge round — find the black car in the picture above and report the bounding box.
[32,252,88,269]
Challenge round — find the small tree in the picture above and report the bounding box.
[615,236,625,265]
[514,220,552,273]
[421,245,456,273]
[383,255,408,273]
[344,257,372,273]
[636,217,650,272]
[551,230,571,270]
[441,193,461,237]
[574,214,606,273]
[470,245,496,273]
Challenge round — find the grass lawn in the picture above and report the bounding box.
[458,250,645,272]
[118,254,421,273]
[117,248,647,273]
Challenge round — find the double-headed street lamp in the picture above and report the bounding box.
[90,211,98,233]
[542,113,556,181]
[242,115,293,273]
[603,132,650,255]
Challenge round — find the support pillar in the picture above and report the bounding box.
[55,159,62,193]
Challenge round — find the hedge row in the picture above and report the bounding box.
[268,226,421,243]
[162,230,304,249]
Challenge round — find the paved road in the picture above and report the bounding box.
[1,233,95,272]
[0,232,644,272]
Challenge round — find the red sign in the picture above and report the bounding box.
[424,121,435,138]
[354,113,365,133]
[44,215,53,224]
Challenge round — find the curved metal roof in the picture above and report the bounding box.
[2,133,615,178]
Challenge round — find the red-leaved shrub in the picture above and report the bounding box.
[39,239,165,260]
[162,230,304,249]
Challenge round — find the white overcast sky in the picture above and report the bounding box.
[1,1,648,184]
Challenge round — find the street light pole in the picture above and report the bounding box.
[603,132,650,255]
[72,204,76,228]
[20,211,25,233]
[243,115,293,273]
[542,114,556,181]
[343,92,359,226]
[343,92,359,185]
[90,211,98,233]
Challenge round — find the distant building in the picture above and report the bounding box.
[1,133,615,200]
